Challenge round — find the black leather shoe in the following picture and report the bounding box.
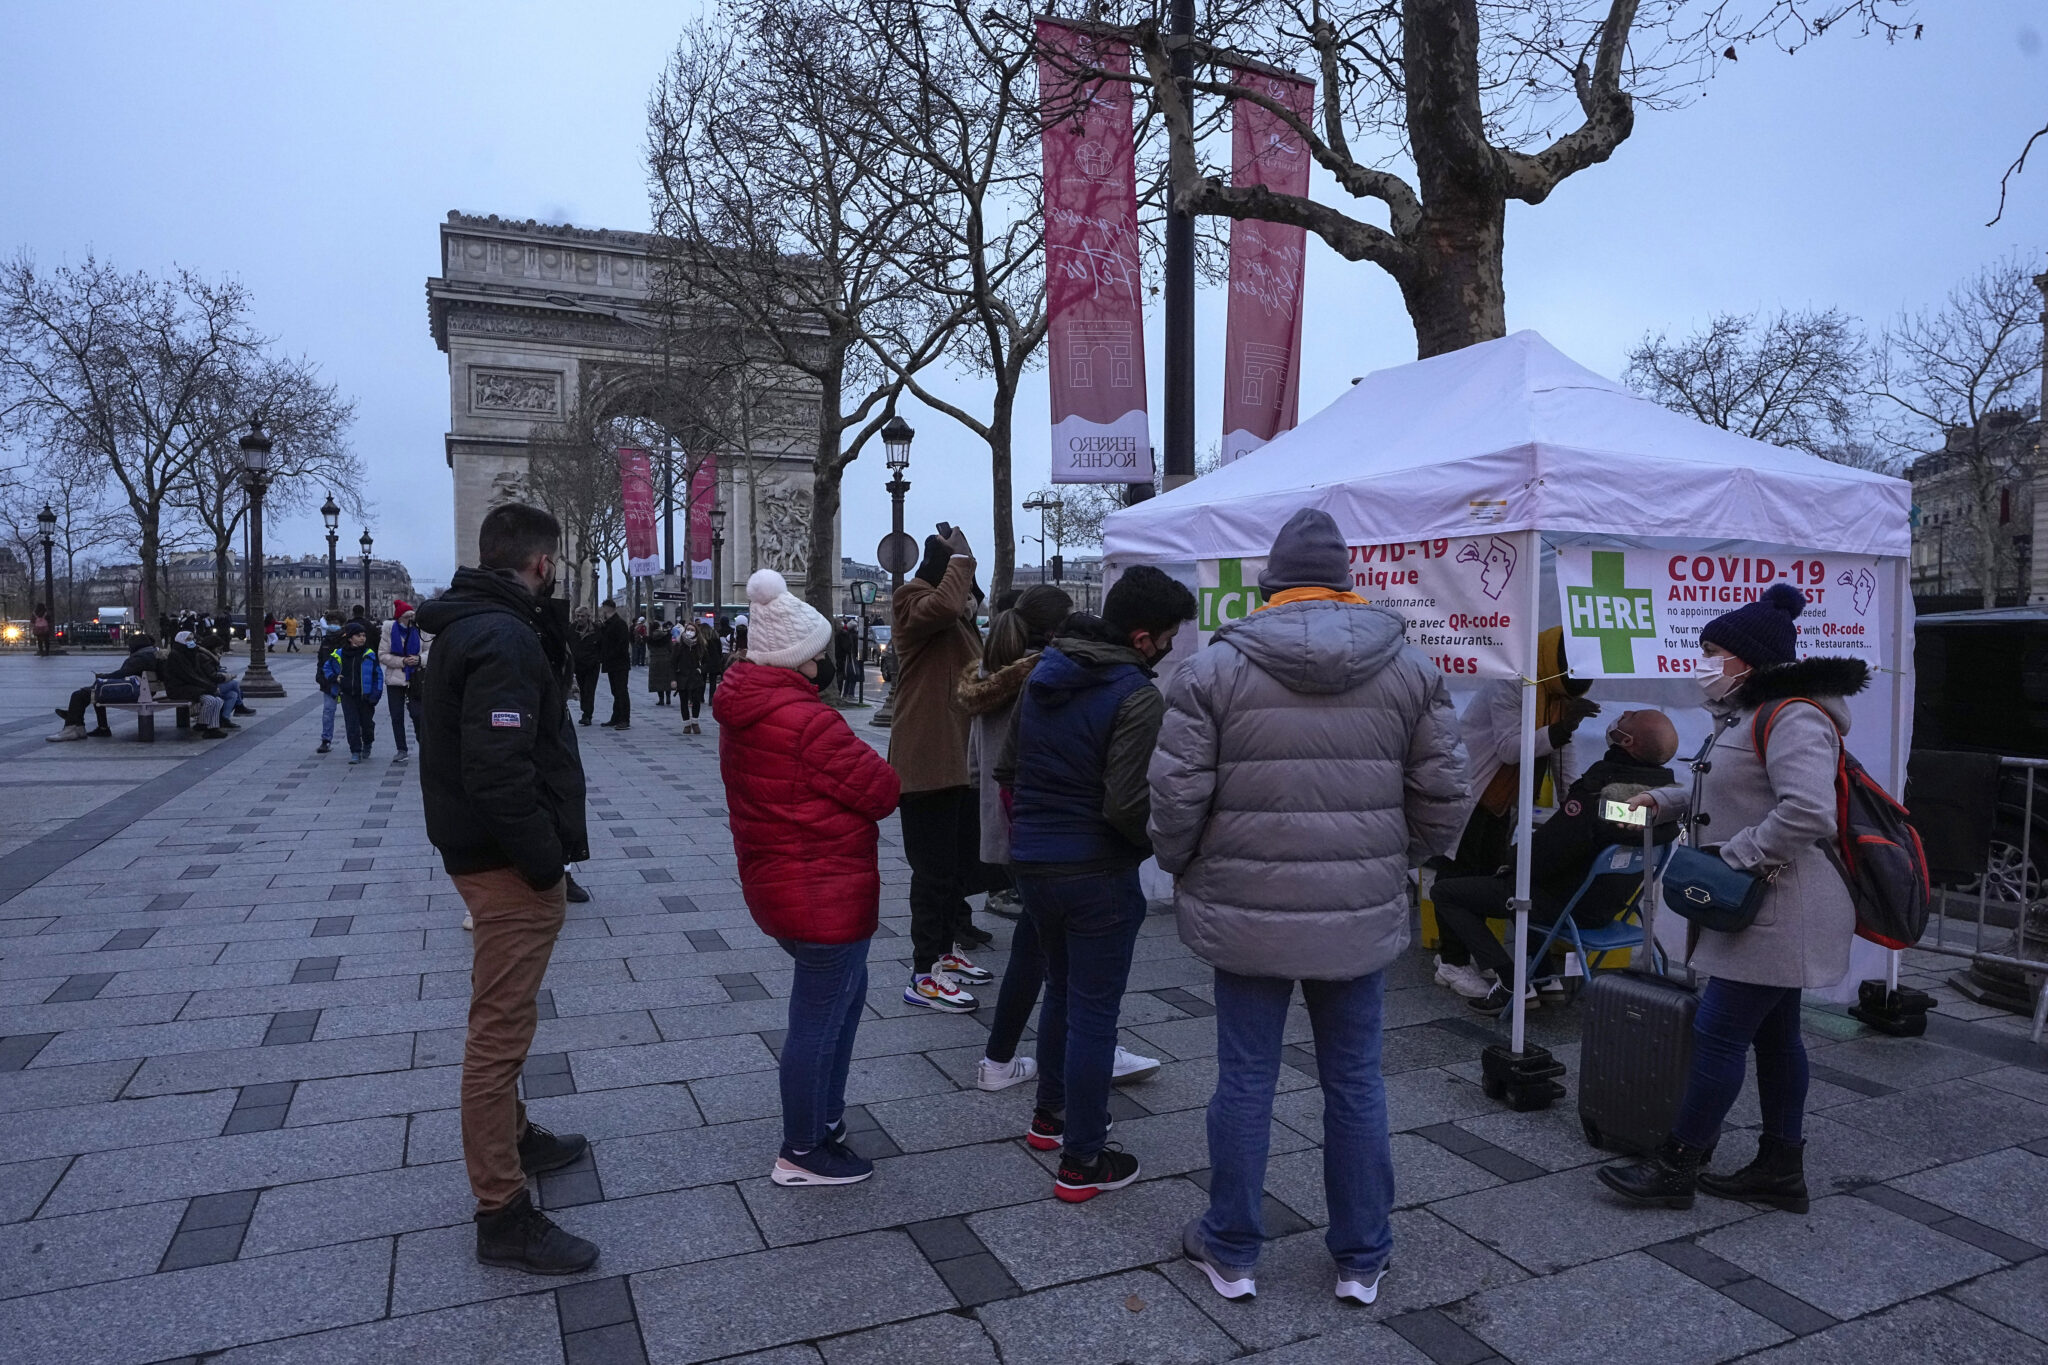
[564,875,591,905]
[1598,1139,1707,1209]
[957,922,993,948]
[1699,1134,1809,1213]
[474,1189,598,1275]
[517,1122,589,1175]
[579,715,592,726]
[233,705,256,716]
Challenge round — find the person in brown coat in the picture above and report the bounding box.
[889,525,992,1011]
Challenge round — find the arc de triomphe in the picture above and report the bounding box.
[425,211,834,608]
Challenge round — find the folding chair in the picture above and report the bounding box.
[1525,842,1678,993]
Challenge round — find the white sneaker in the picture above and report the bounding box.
[46,725,87,742]
[937,951,992,984]
[904,973,977,1012]
[1434,956,1493,1000]
[1111,1046,1160,1082]
[1336,1268,1387,1305]
[977,1055,1037,1091]
[462,913,474,931]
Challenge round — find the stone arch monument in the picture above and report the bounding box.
[425,211,833,607]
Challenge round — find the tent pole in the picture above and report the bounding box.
[1509,528,1542,1056]
[1886,556,1913,994]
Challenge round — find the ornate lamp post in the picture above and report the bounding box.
[872,416,914,729]
[321,494,340,614]
[1022,494,1063,581]
[358,529,374,618]
[236,419,285,697]
[37,503,61,656]
[709,504,727,623]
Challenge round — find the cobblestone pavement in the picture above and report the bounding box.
[2,651,2047,1364]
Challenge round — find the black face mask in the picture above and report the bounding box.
[812,654,837,693]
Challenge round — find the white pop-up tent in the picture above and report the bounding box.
[1104,331,1915,1061]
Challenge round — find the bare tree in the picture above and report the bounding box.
[647,1,959,613]
[1054,0,1917,357]
[1624,307,1872,457]
[0,447,124,623]
[1875,255,2045,608]
[0,255,268,617]
[523,386,626,611]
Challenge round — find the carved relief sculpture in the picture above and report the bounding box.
[756,485,813,576]
[472,369,562,415]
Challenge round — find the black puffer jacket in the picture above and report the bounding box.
[417,569,590,886]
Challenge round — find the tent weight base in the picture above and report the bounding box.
[1480,1043,1565,1112]
[1847,980,1933,1038]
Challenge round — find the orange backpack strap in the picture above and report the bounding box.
[1750,696,1840,760]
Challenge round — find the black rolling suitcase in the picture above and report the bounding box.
[1577,821,1698,1153]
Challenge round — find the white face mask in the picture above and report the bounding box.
[1696,655,1743,701]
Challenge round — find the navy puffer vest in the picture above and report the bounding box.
[1009,644,1149,866]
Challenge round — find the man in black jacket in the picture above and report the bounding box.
[417,503,598,1276]
[1434,709,1680,1014]
[48,635,158,741]
[595,599,631,728]
[569,606,602,726]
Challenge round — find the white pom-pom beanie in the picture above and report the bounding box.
[743,569,834,669]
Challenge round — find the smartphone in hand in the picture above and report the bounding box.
[1602,799,1649,828]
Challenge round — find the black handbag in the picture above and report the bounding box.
[1662,728,1768,934]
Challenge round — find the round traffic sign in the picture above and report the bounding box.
[876,531,920,575]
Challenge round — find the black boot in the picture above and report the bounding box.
[1597,1138,1707,1209]
[474,1188,598,1275]
[517,1121,589,1174]
[1698,1133,1809,1213]
[564,874,591,905]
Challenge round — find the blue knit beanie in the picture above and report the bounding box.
[1699,584,1804,668]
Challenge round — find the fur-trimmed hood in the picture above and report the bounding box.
[956,652,1039,717]
[1718,655,1870,733]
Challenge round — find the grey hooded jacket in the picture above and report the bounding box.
[1148,600,1469,981]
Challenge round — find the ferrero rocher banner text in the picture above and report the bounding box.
[617,447,660,577]
[687,453,717,581]
[1036,19,1154,485]
[1220,69,1314,466]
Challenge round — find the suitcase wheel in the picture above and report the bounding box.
[1581,1118,1604,1149]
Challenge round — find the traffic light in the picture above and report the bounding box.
[1050,554,1064,583]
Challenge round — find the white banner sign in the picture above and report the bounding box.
[1197,532,1534,680]
[1555,545,1889,679]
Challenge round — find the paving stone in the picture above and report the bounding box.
[1264,1132,1501,1225]
[598,1117,788,1198]
[1699,1194,2003,1319]
[0,1156,69,1223]
[27,1015,270,1067]
[206,1293,567,1364]
[0,1198,185,1300]
[688,1053,955,1126]
[1825,1077,2048,1165]
[1445,1250,1787,1365]
[123,1033,415,1096]
[818,1311,1001,1365]
[632,1229,952,1364]
[0,1089,238,1160]
[287,1064,462,1125]
[42,1115,407,1215]
[1430,1166,1753,1275]
[744,1141,1049,1247]
[1948,1254,2048,1345]
[394,1184,761,1316]
[411,1009,663,1066]
[1895,1147,2048,1249]
[0,1058,140,1115]
[1739,1291,2048,1365]
[1233,1323,1434,1364]
[973,1268,1240,1365]
[0,1236,393,1363]
[241,1158,473,1255]
[971,1175,1207,1290]
[1811,1034,2003,1089]
[568,1034,778,1093]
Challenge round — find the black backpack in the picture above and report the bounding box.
[1754,699,1931,950]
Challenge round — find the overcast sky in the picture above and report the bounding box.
[2,2,2041,593]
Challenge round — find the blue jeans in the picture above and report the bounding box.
[984,906,1044,1064]
[339,695,378,755]
[1199,968,1394,1276]
[321,693,338,743]
[776,936,870,1151]
[216,678,244,716]
[1017,866,1146,1160]
[1671,979,1808,1148]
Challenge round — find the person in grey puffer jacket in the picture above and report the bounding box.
[1149,507,1466,1306]
[1600,584,1861,1217]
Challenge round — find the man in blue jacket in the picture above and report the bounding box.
[998,566,1194,1203]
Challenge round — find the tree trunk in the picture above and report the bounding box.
[216,539,231,620]
[1397,190,1507,359]
[138,518,161,630]
[806,363,847,617]
[988,399,1016,599]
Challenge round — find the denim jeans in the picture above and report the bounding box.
[776,935,871,1151]
[321,693,338,743]
[386,686,422,752]
[339,695,378,755]
[1017,865,1145,1160]
[1198,968,1394,1276]
[1671,979,1808,1148]
[216,678,243,716]
[984,907,1044,1064]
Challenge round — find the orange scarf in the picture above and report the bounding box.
[1257,586,1368,610]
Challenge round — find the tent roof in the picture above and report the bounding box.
[1102,331,1911,562]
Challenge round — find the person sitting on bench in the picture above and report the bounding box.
[161,630,230,738]
[1434,709,1681,1015]
[49,635,159,742]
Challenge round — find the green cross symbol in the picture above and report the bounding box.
[1199,558,1263,632]
[1565,550,1656,673]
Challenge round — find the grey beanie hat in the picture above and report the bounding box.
[1258,508,1351,594]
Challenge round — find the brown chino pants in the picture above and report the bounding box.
[453,867,567,1213]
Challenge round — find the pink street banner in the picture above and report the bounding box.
[1037,18,1154,485]
[618,447,660,577]
[687,453,717,580]
[1220,69,1314,466]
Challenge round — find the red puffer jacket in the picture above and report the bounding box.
[713,660,902,943]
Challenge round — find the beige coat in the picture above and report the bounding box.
[886,556,982,793]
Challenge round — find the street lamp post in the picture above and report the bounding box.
[873,416,914,729]
[237,419,285,697]
[1022,494,1063,581]
[709,505,727,623]
[358,529,374,619]
[37,503,61,656]
[321,495,340,614]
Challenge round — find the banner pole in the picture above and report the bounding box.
[1509,528,1543,1056]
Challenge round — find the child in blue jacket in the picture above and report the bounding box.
[322,621,386,764]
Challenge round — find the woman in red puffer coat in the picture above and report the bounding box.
[714,570,900,1188]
